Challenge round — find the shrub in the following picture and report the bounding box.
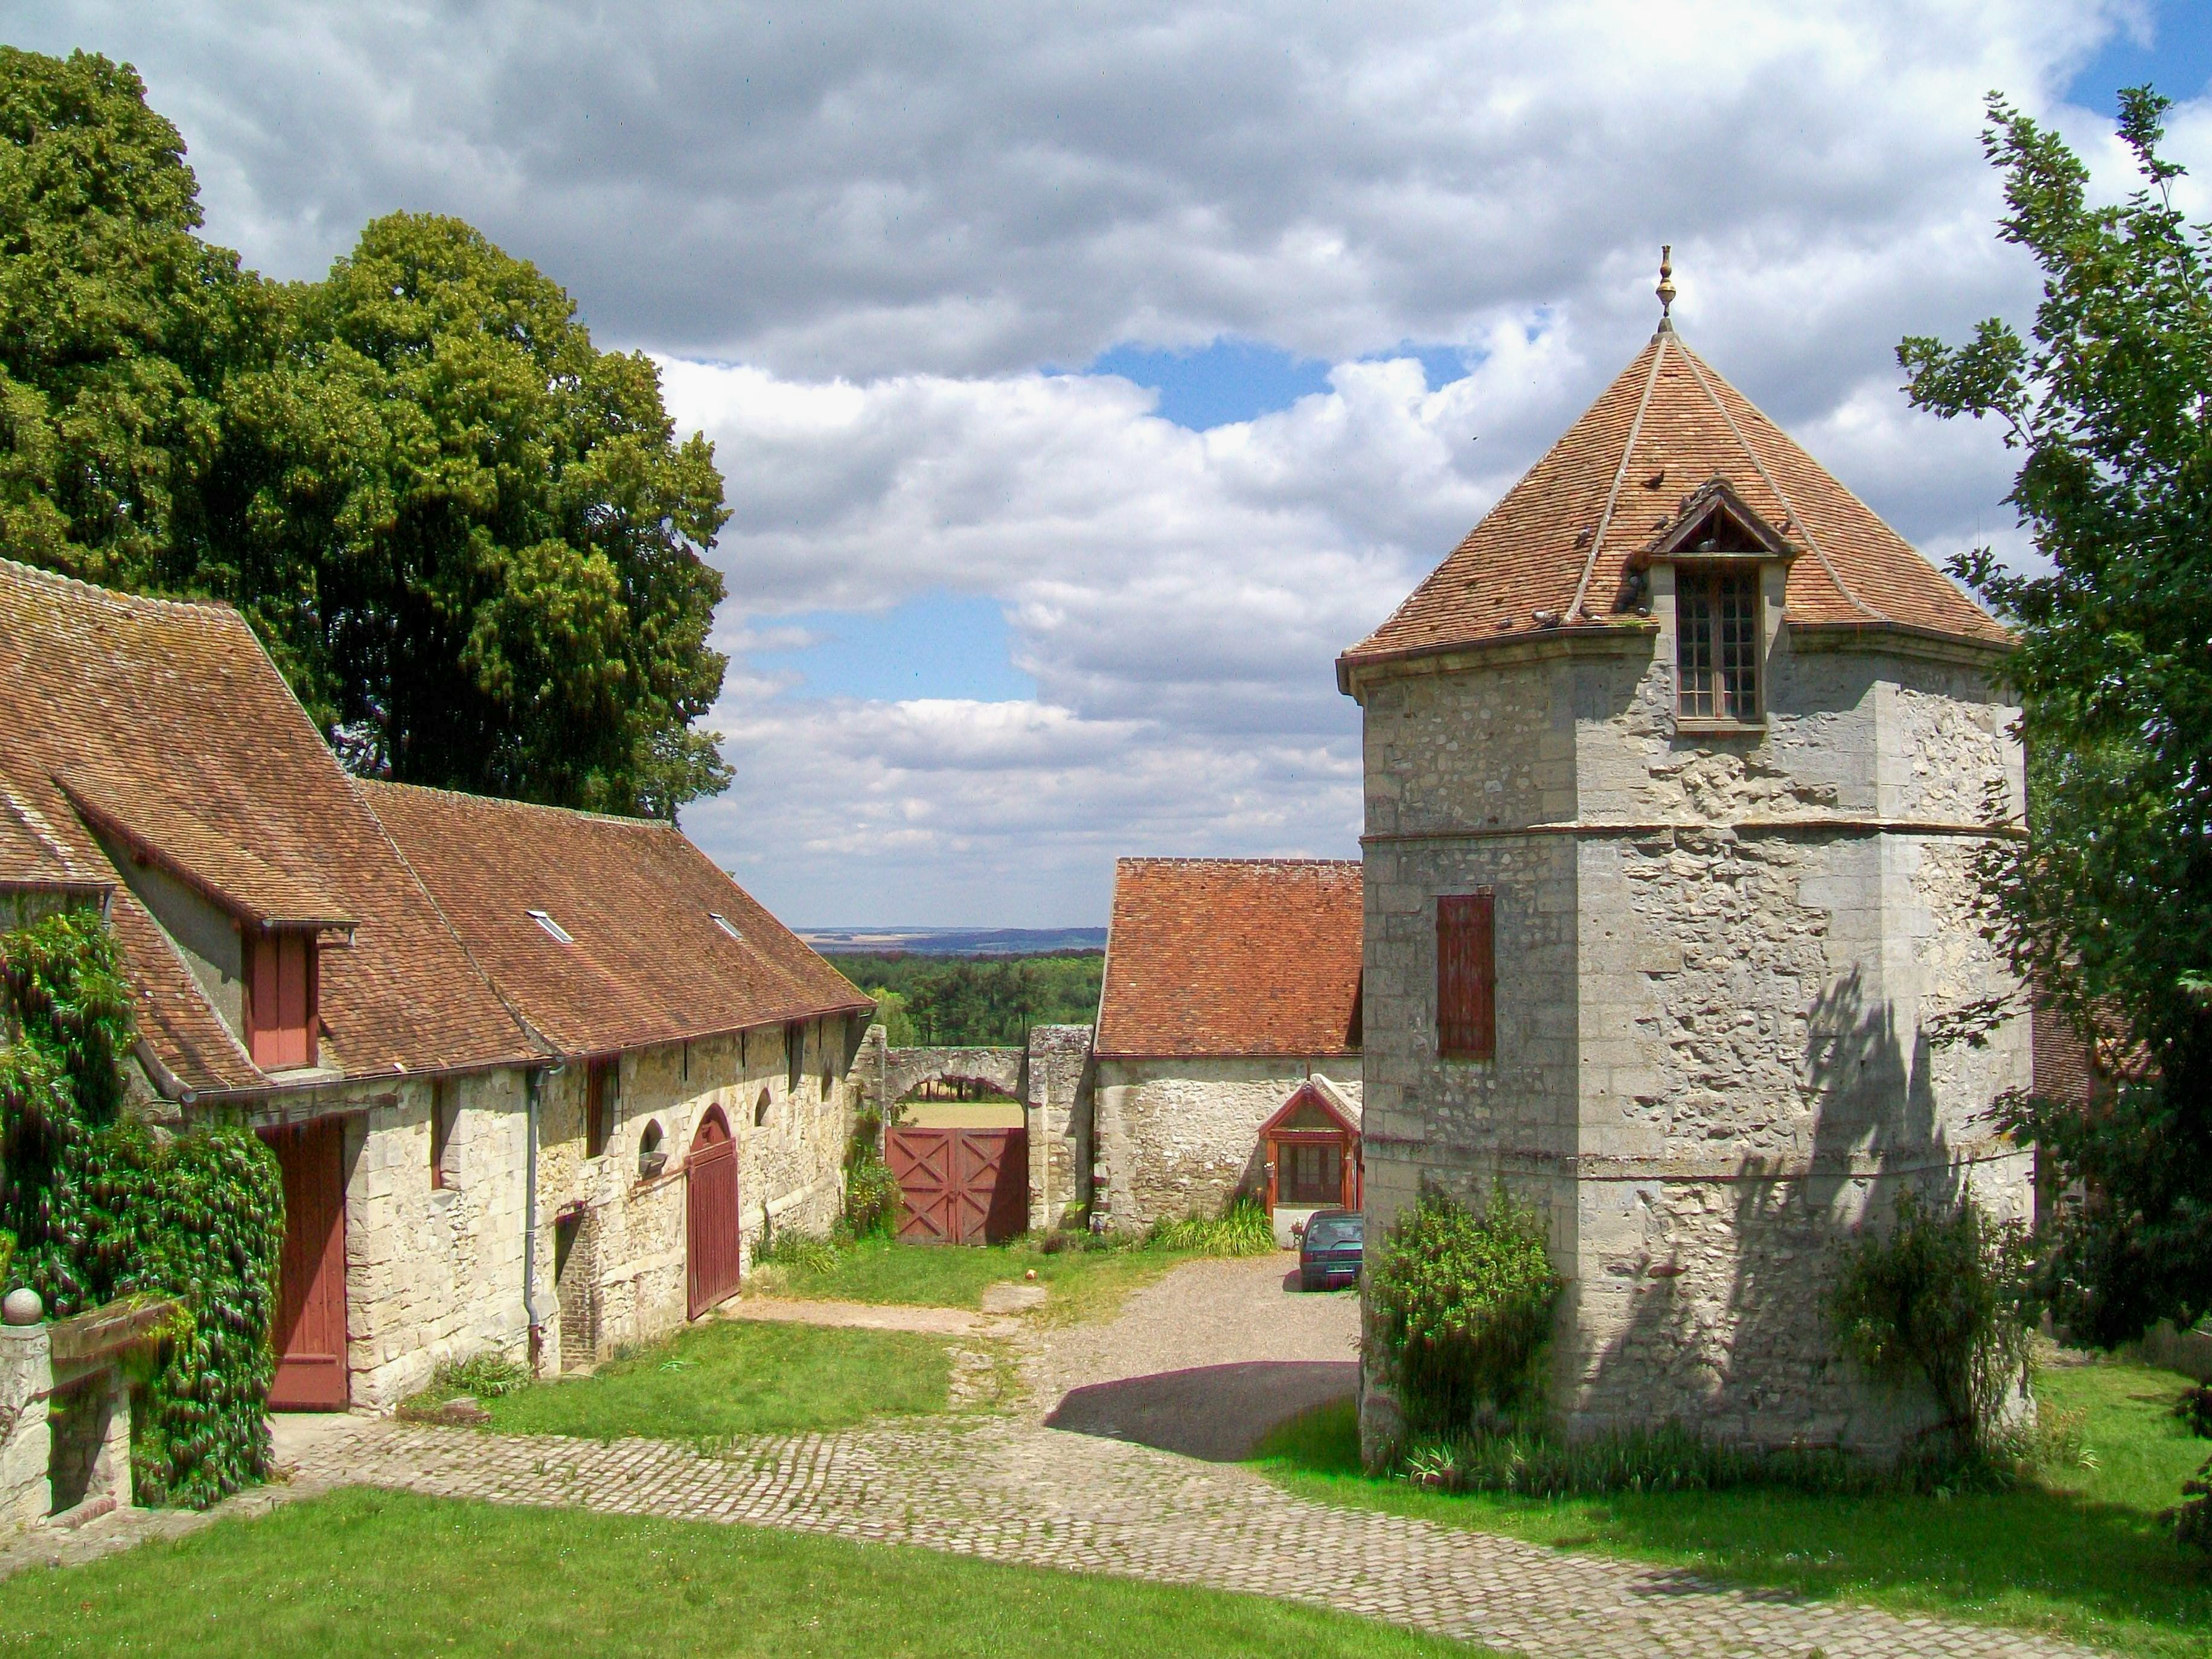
[1145,1192,1276,1257]
[840,1112,900,1239]
[2175,1384,2212,1439]
[1367,1184,1561,1437]
[1402,1421,1874,1498]
[1826,1188,2035,1459]
[2170,1460,2212,1556]
[755,1217,841,1277]
[432,1351,530,1400]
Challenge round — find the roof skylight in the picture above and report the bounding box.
[709,912,744,942]
[526,909,574,945]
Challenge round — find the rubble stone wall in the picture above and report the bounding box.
[1355,628,2032,1461]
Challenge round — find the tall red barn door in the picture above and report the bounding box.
[260,1118,350,1410]
[686,1107,741,1318]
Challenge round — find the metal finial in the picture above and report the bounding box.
[1656,245,1676,331]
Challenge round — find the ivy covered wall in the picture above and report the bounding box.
[0,907,284,1507]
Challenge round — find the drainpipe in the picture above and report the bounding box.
[523,1065,544,1375]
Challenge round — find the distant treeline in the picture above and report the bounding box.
[832,953,1104,1046]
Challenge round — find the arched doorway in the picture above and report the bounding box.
[686,1105,741,1317]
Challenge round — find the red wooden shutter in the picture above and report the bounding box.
[1437,891,1496,1060]
[246,931,319,1070]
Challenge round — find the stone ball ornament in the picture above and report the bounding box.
[2,1287,42,1326]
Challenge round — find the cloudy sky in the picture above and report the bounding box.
[9,2,2211,925]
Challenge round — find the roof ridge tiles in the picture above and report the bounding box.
[1114,855,1361,868]
[0,554,245,622]
[360,776,677,831]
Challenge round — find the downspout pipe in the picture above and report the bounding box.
[523,1064,544,1375]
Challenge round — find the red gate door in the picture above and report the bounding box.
[261,1117,350,1411]
[686,1106,741,1318]
[887,1127,1028,1244]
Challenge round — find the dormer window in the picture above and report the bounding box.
[1676,566,1762,723]
[246,929,319,1070]
[1638,479,1794,732]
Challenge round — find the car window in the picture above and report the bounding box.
[1308,1218,1360,1245]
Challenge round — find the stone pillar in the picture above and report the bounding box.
[1024,1025,1093,1232]
[0,1323,51,1535]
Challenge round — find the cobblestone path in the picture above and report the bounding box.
[279,1412,2099,1659]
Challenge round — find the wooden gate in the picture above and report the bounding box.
[886,1127,1028,1244]
[685,1106,741,1318]
[260,1117,350,1411]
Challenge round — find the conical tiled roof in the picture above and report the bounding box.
[1341,328,2008,674]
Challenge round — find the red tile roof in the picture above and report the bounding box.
[1094,858,1363,1059]
[362,781,872,1057]
[1341,328,2009,676]
[0,558,538,1096]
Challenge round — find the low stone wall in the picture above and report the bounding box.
[0,1324,50,1535]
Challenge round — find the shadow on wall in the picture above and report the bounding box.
[1577,963,1962,1451]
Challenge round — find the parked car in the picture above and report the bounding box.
[1297,1209,1363,1290]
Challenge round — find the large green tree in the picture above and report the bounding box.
[0,48,733,818]
[0,47,254,586]
[1902,89,2212,1346]
[216,214,733,814]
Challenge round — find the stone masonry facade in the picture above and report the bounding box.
[1355,613,2033,1457]
[1089,1055,1362,1232]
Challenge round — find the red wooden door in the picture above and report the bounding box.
[686,1107,741,1318]
[887,1127,1028,1244]
[261,1117,349,1410]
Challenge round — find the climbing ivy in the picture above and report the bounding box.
[0,907,284,1507]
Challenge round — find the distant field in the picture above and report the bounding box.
[804,925,1107,956]
[836,951,1103,1047]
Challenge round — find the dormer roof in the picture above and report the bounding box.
[0,558,538,1097]
[1340,329,2009,683]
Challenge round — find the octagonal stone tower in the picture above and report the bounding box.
[1340,292,2032,1461]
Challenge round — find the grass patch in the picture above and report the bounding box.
[416,1319,955,1443]
[1250,1358,2212,1658]
[750,1235,1239,1326]
[0,1488,1490,1658]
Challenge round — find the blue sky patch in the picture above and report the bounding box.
[2068,0,2212,115]
[752,592,1038,703]
[1086,336,1475,431]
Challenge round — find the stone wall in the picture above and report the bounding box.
[535,1017,852,1370]
[1090,1055,1362,1233]
[238,1066,535,1411]
[1354,623,2033,1460]
[1024,1024,1092,1230]
[0,1323,50,1534]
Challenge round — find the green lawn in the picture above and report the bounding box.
[430,1319,956,1442]
[1251,1358,2212,1658]
[752,1235,1237,1325]
[0,1488,1491,1658]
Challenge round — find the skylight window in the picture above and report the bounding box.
[526,909,574,945]
[709,912,744,943]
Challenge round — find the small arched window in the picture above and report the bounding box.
[637,1119,666,1180]
[755,1087,771,1128]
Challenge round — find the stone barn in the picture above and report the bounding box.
[1338,280,2033,1458]
[1089,858,1364,1241]
[365,784,874,1367]
[0,556,869,1410]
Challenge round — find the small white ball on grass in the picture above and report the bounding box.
[1024,1268,1037,1282]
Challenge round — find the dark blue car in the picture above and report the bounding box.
[1298,1209,1363,1291]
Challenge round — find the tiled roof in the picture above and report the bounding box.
[1094,858,1363,1059]
[0,558,538,1096]
[362,781,874,1057]
[0,781,107,893]
[59,767,353,927]
[1342,328,2009,673]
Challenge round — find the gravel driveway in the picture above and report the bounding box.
[1028,1253,1360,1460]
